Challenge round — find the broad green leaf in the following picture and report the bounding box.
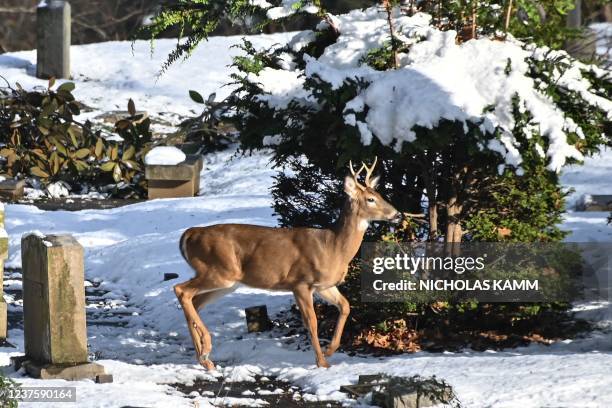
[30,166,50,178]
[57,82,75,92]
[122,145,136,161]
[75,148,90,159]
[100,161,116,172]
[189,90,205,104]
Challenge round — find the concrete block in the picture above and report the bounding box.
[22,360,105,381]
[0,230,8,261]
[21,234,88,365]
[36,0,71,79]
[10,355,28,371]
[146,155,202,199]
[0,180,26,201]
[245,305,272,333]
[95,373,114,384]
[371,381,453,408]
[0,301,6,340]
[577,195,612,211]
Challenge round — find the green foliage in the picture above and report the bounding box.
[0,78,152,198]
[141,0,269,74]
[0,372,19,408]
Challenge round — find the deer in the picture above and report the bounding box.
[174,158,401,370]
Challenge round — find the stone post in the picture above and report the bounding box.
[36,0,71,79]
[21,233,108,381]
[565,0,596,59]
[0,203,8,340]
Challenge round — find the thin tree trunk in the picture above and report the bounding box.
[471,1,478,39]
[383,0,399,69]
[504,0,513,35]
[429,201,438,241]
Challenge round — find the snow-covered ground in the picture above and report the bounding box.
[0,33,611,408]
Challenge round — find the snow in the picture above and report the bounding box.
[248,7,612,172]
[0,21,611,408]
[0,144,608,407]
[144,146,187,166]
[265,0,319,20]
[0,33,295,132]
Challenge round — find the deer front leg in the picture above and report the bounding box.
[316,286,350,357]
[293,285,330,368]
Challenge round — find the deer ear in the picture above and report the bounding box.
[344,176,359,198]
[369,175,380,189]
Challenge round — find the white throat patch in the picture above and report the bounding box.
[358,219,370,231]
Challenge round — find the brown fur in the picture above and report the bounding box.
[175,162,400,369]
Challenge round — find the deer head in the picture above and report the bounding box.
[344,157,401,224]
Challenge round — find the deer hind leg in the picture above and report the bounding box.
[293,285,329,368]
[174,278,235,371]
[316,286,350,357]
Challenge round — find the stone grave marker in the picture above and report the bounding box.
[0,203,8,340]
[37,0,71,79]
[20,233,110,381]
[0,179,26,201]
[245,305,272,333]
[145,155,203,199]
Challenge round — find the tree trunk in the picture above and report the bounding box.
[429,201,438,241]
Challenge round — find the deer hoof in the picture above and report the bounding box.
[316,358,331,369]
[198,354,215,371]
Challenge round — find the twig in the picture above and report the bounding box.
[504,0,513,36]
[382,0,399,69]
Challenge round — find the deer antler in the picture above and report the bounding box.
[364,156,378,187]
[349,160,367,189]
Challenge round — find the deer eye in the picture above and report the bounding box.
[367,197,376,203]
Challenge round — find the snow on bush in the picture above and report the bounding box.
[247,6,612,173]
[144,146,186,166]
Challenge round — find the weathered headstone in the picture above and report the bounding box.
[145,155,203,199]
[0,179,26,201]
[21,233,108,380]
[245,305,272,333]
[36,0,71,79]
[565,0,597,59]
[0,203,8,339]
[577,195,612,211]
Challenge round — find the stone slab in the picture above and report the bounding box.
[0,180,26,201]
[36,0,71,79]
[0,232,8,261]
[0,301,6,339]
[148,179,196,199]
[577,195,612,211]
[245,305,272,333]
[22,234,88,365]
[145,155,203,181]
[95,373,114,384]
[22,360,105,381]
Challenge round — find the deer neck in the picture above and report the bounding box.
[332,200,368,263]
